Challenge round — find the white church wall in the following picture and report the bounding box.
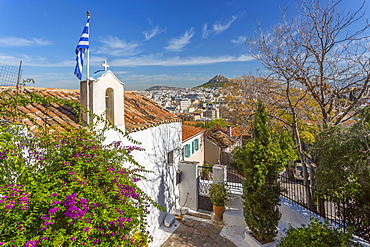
[84,68,182,244]
[103,121,182,240]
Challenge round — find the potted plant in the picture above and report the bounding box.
[209,182,229,220]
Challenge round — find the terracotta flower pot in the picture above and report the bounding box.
[213,205,225,220]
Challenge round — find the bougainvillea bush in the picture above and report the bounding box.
[0,86,156,246]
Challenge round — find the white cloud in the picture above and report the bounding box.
[143,26,166,41]
[0,55,22,66]
[213,15,237,34]
[231,36,247,45]
[202,23,210,39]
[0,54,50,67]
[202,14,241,38]
[0,54,76,68]
[111,53,254,67]
[16,53,254,69]
[0,51,253,71]
[165,28,195,52]
[0,36,52,46]
[97,36,142,56]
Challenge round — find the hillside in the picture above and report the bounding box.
[145,85,182,91]
[196,74,229,88]
[144,74,230,91]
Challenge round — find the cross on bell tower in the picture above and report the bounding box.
[101,60,109,71]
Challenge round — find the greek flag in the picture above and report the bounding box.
[74,15,90,80]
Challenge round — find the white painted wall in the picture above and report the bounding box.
[182,132,205,165]
[104,121,182,241]
[84,70,182,244]
[178,161,200,211]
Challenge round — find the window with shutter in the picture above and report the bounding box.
[195,139,199,151]
[185,144,191,158]
[191,141,195,154]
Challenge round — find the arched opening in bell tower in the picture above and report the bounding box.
[105,87,114,124]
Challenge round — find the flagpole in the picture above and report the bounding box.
[86,11,90,81]
[86,10,90,124]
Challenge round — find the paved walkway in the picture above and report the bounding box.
[160,216,237,247]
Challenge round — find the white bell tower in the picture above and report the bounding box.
[80,61,125,131]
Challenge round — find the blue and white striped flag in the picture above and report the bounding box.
[74,15,90,80]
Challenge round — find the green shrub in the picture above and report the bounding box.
[277,218,361,247]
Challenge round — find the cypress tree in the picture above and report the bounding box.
[234,101,282,243]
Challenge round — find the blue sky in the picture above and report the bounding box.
[0,0,368,90]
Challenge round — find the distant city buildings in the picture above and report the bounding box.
[140,86,224,121]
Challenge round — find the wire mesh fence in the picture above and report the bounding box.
[0,62,22,87]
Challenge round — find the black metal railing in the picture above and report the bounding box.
[226,166,245,190]
[280,173,344,226]
[217,167,369,241]
[280,173,370,241]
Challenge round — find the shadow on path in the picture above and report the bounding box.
[161,216,237,247]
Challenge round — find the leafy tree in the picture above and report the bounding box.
[311,110,370,241]
[248,0,370,128]
[234,102,292,243]
[221,75,320,133]
[194,118,228,130]
[220,75,282,129]
[246,0,370,210]
[277,218,362,247]
[0,85,157,246]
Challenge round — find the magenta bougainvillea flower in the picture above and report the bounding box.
[0,96,155,247]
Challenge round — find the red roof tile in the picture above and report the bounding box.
[206,131,236,148]
[222,125,250,138]
[124,91,180,133]
[182,125,205,141]
[183,121,200,126]
[0,87,180,133]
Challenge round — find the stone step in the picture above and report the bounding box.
[224,194,247,227]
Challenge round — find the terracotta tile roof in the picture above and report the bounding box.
[206,131,236,148]
[222,126,250,138]
[182,124,205,142]
[0,87,180,133]
[1,87,80,132]
[124,91,181,133]
[183,121,200,126]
